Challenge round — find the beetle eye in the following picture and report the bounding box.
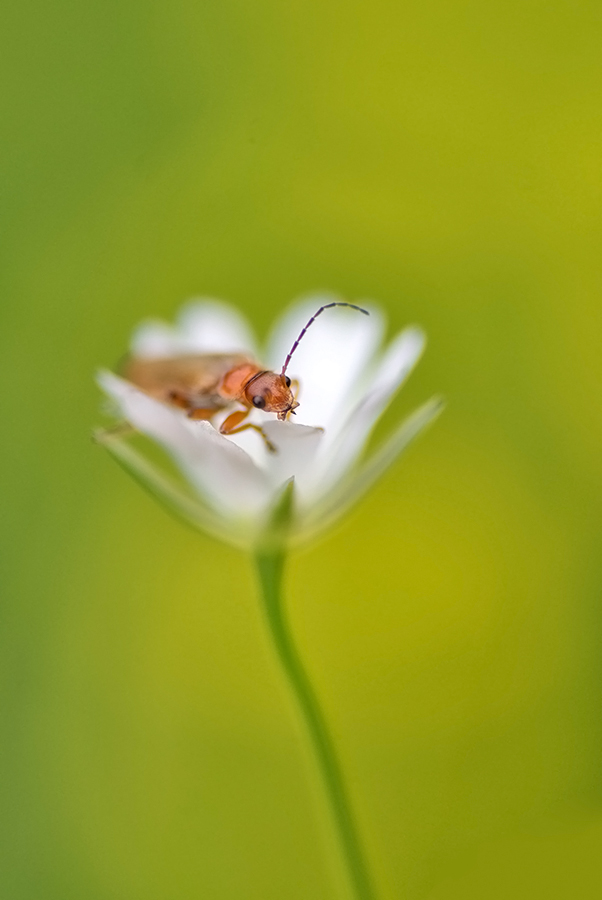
[252,395,265,409]
[284,376,291,388]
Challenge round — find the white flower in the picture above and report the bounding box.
[96,295,442,547]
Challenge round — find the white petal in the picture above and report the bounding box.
[97,370,271,518]
[94,430,249,547]
[297,397,444,541]
[131,299,257,358]
[306,326,426,497]
[262,420,325,495]
[177,299,258,355]
[212,415,325,494]
[130,321,181,358]
[265,295,385,435]
[204,407,271,470]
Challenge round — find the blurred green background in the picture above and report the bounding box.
[2,0,602,897]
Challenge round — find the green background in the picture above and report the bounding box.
[2,1,602,897]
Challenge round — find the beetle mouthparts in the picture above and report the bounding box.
[277,400,300,421]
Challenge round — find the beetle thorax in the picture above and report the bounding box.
[218,363,263,400]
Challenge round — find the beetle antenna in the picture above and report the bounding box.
[281,302,369,375]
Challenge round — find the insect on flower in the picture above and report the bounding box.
[122,302,369,452]
[97,294,442,543]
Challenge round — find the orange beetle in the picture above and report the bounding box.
[123,302,368,451]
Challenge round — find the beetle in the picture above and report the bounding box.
[122,301,369,451]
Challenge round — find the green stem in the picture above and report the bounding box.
[255,545,378,900]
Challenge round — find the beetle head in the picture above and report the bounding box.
[243,371,299,421]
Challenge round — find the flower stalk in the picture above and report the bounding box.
[254,484,377,900]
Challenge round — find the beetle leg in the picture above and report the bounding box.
[166,390,221,422]
[220,409,277,453]
[228,423,278,454]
